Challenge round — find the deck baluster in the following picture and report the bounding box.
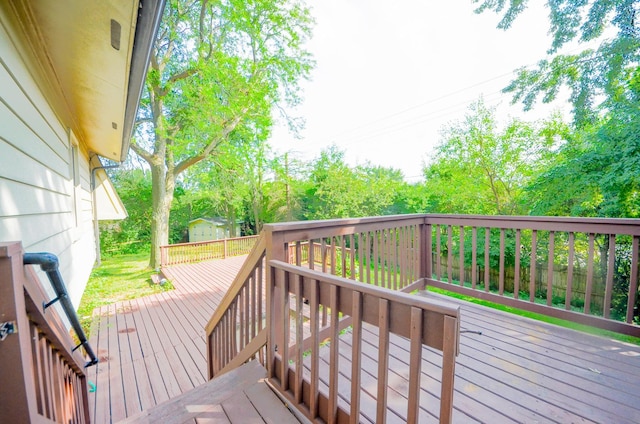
[499,228,505,295]
[604,235,615,318]
[376,298,390,424]
[472,227,477,290]
[350,291,363,424]
[585,233,595,314]
[627,236,639,323]
[484,228,490,292]
[459,226,465,287]
[514,229,521,299]
[530,230,537,302]
[547,231,555,306]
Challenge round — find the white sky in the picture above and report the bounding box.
[269,1,573,182]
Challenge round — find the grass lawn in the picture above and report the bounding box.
[426,286,640,346]
[78,253,173,335]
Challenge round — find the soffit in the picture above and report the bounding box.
[5,0,139,161]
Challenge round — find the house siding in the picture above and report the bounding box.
[0,13,96,308]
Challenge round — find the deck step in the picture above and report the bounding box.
[117,361,301,424]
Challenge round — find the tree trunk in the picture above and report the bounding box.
[149,162,175,269]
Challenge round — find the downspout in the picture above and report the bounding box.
[91,162,120,266]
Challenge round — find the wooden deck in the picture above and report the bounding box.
[88,256,640,423]
[87,255,252,423]
[425,294,640,423]
[313,294,640,423]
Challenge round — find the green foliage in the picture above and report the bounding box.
[301,146,408,220]
[526,67,640,218]
[422,100,563,215]
[130,0,314,267]
[100,170,152,255]
[474,0,640,127]
[100,169,191,255]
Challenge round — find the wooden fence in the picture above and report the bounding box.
[433,254,607,310]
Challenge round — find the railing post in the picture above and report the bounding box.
[160,245,167,268]
[264,227,287,380]
[224,238,228,259]
[0,242,38,422]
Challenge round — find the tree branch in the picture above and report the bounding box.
[130,141,155,164]
[173,113,246,177]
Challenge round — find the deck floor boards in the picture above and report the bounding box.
[88,256,640,423]
[89,256,248,423]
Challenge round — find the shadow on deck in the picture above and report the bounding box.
[88,256,640,423]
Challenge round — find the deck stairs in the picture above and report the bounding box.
[118,360,305,424]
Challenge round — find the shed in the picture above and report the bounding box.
[188,217,242,242]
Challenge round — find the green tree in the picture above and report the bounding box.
[131,0,313,268]
[302,146,406,219]
[476,1,640,218]
[527,71,640,218]
[423,100,563,215]
[100,169,190,254]
[474,0,640,126]
[268,152,308,222]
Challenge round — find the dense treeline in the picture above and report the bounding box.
[100,95,640,256]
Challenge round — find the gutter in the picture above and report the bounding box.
[120,0,166,161]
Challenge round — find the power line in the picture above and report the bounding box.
[323,72,517,141]
[328,91,506,147]
[317,41,596,146]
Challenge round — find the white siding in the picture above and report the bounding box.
[0,13,96,308]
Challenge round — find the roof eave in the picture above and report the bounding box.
[120,0,165,162]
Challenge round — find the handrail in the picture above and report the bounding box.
[268,260,460,423]
[263,214,640,336]
[275,218,425,291]
[1,242,90,423]
[422,215,640,336]
[23,252,98,367]
[205,233,267,378]
[205,213,640,421]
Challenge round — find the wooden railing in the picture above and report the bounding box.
[264,214,640,336]
[205,214,640,422]
[268,260,460,424]
[0,242,90,423]
[423,215,640,336]
[160,235,259,267]
[276,215,425,292]
[205,217,461,423]
[205,234,267,378]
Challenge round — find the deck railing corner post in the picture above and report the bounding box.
[160,245,167,268]
[0,242,38,423]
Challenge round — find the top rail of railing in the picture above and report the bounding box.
[265,214,640,236]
